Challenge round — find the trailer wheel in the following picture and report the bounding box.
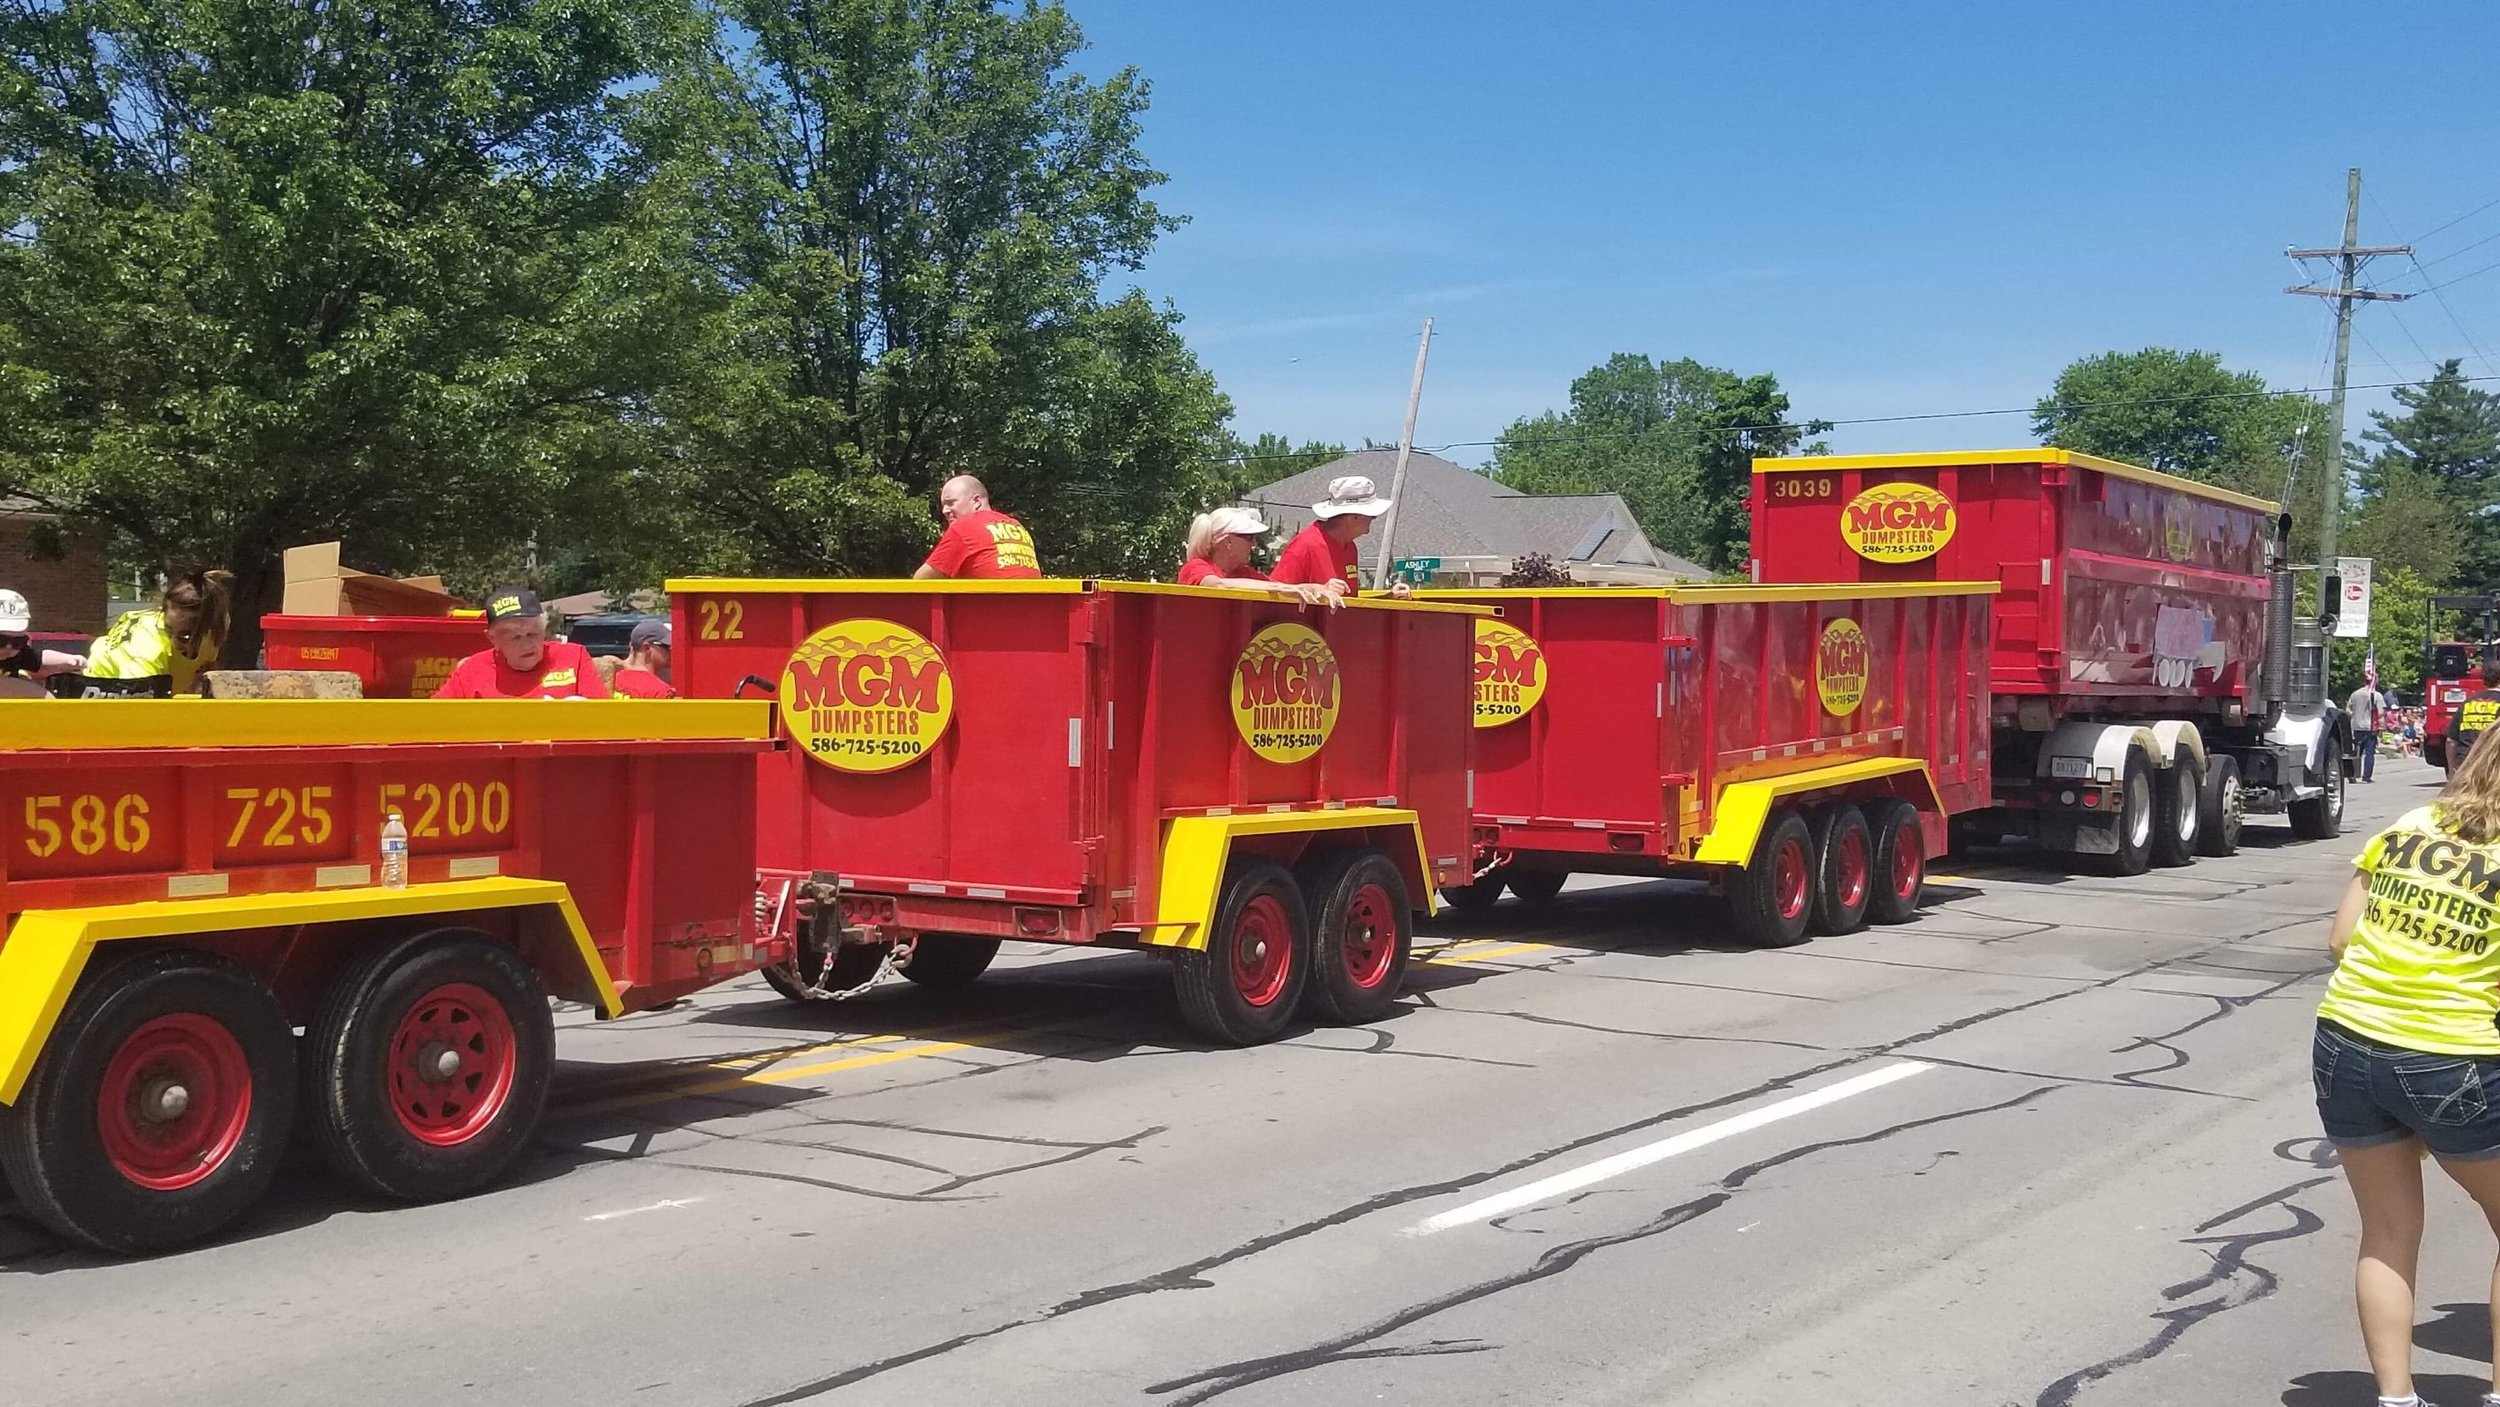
[2290,746,2347,840]
[1505,869,1568,905]
[1810,805,1874,935]
[2104,750,2157,876]
[0,949,295,1255]
[2195,754,2244,858]
[1865,802,1925,926]
[1729,809,1815,948]
[2151,753,2202,869]
[760,941,886,1002]
[899,936,1000,990]
[306,932,553,1203]
[1440,878,1502,914]
[1298,848,1413,1025]
[1173,860,1309,1046]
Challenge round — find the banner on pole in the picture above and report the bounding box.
[2334,556,2374,638]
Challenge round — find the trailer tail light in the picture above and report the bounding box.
[840,895,898,926]
[2081,791,2100,808]
[1609,832,1643,852]
[1015,907,1063,937]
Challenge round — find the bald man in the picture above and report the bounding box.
[914,474,1043,580]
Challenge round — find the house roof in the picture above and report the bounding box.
[1241,449,1709,580]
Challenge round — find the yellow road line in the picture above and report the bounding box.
[1420,939,1573,967]
[553,1015,1079,1119]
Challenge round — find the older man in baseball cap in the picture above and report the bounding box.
[1271,475,1406,598]
[433,587,611,699]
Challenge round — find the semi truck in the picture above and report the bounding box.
[1749,449,2351,872]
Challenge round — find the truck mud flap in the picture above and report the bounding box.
[2039,813,2120,855]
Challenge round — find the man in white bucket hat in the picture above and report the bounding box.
[0,587,85,698]
[1273,475,1402,598]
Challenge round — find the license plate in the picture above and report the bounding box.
[2049,756,2091,779]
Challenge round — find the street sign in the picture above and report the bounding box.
[1392,556,1440,582]
[2334,556,2373,638]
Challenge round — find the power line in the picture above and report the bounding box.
[2406,191,2500,245]
[2421,254,2500,295]
[2412,224,2500,274]
[2407,251,2500,379]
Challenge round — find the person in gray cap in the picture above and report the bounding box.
[613,618,677,698]
[1271,475,1408,597]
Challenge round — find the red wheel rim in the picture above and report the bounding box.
[1837,828,1870,910]
[1892,826,1923,901]
[1774,838,1810,921]
[1230,894,1295,1007]
[1340,883,1399,990]
[96,1013,253,1191]
[387,983,519,1147]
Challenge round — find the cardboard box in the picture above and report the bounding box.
[281,542,467,617]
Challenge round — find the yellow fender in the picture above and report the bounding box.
[1146,807,1436,950]
[0,877,619,1106]
[1692,758,1943,867]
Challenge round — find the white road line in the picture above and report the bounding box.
[584,1197,705,1223]
[1402,1061,1935,1236]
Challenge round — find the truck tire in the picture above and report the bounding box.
[760,940,885,1001]
[899,936,1000,990]
[305,931,554,1203]
[2195,754,2244,858]
[2290,747,2347,840]
[1730,809,1815,948]
[1297,847,1413,1025]
[1173,860,1309,1046]
[2104,750,2157,877]
[2152,753,2202,869]
[1811,804,1874,936]
[1505,869,1568,905]
[0,949,296,1255]
[1865,801,1925,926]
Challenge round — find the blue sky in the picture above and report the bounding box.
[1067,1,2500,474]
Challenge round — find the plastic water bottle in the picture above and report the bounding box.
[380,812,409,889]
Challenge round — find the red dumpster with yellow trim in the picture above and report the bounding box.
[260,613,485,698]
[667,578,1482,1047]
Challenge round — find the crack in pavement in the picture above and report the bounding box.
[1437,1004,1836,1053]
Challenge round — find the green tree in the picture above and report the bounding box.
[2342,462,2462,587]
[642,0,1227,580]
[1692,374,1825,573]
[1490,353,1736,562]
[2351,359,2500,587]
[2329,565,2435,702]
[2033,348,2325,492]
[0,0,679,659]
[1228,432,1346,483]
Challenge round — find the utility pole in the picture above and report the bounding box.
[1370,316,1434,590]
[2284,167,2412,567]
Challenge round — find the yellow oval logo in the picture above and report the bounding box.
[1840,483,1956,563]
[1817,617,1869,717]
[780,619,955,772]
[1232,623,1341,763]
[1472,618,1547,728]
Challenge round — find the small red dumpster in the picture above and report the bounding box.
[0,699,776,1253]
[261,613,485,697]
[1423,583,1995,947]
[668,579,1483,1046]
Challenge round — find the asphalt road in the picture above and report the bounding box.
[7,754,2485,1407]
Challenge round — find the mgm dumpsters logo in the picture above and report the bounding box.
[1817,617,1869,717]
[780,619,955,773]
[1473,618,1546,728]
[1232,623,1341,763]
[1840,483,1956,563]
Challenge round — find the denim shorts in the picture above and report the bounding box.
[2314,1019,2500,1159]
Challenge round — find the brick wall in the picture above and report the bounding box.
[0,511,109,634]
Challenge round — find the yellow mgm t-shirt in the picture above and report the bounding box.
[2319,805,2500,1055]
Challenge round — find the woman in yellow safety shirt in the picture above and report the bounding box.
[2317,730,2500,1407]
[84,569,232,695]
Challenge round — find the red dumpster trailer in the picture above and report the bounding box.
[1423,583,1993,946]
[666,579,1481,1045]
[0,699,778,1253]
[1750,449,2350,870]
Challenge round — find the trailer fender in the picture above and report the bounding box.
[2036,721,2162,782]
[1692,758,1943,868]
[1147,808,1433,951]
[0,878,618,1106]
[2147,720,2207,771]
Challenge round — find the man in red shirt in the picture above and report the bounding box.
[433,588,612,699]
[612,618,676,697]
[914,475,1042,579]
[1272,475,1405,598]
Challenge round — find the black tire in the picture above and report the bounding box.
[1810,804,1874,936]
[1172,860,1309,1046]
[305,931,554,1203]
[1504,869,1568,904]
[759,941,885,1002]
[0,949,296,1255]
[1865,801,1925,926]
[1298,848,1413,1024]
[2104,750,2156,877]
[2151,752,2202,869]
[1729,809,1815,948]
[899,936,1000,990]
[1440,878,1502,914]
[2290,743,2347,840]
[2195,754,2243,858]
